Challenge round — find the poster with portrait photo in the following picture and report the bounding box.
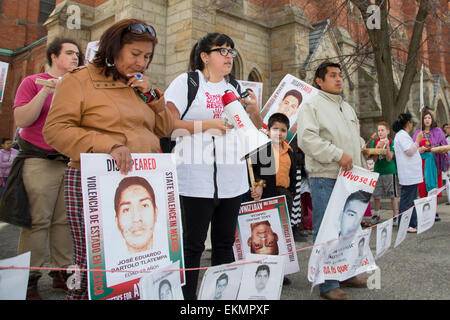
[237,80,263,110]
[260,74,318,142]
[139,262,184,300]
[0,61,9,103]
[233,196,299,275]
[84,40,99,65]
[308,166,379,287]
[198,263,244,300]
[80,153,184,300]
[375,219,393,259]
[394,207,413,248]
[236,254,285,300]
[0,252,30,300]
[414,195,438,234]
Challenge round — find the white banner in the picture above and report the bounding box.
[198,263,244,300]
[308,166,379,287]
[0,252,30,300]
[80,153,184,300]
[394,207,413,248]
[375,219,393,259]
[414,194,437,234]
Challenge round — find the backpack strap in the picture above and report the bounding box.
[180,71,200,120]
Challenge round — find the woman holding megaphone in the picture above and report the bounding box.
[165,32,262,300]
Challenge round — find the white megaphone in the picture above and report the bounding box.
[222,90,271,160]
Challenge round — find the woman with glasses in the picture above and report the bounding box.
[43,19,173,300]
[164,32,262,300]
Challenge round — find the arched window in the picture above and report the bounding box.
[435,100,447,128]
[231,52,243,80]
[247,68,262,82]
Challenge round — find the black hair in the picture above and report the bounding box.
[313,61,341,89]
[255,264,270,277]
[189,33,235,72]
[114,176,156,216]
[46,37,83,67]
[268,112,290,130]
[1,137,11,145]
[282,89,303,107]
[344,190,372,208]
[392,113,412,133]
[216,273,229,285]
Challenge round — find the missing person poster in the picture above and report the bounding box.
[139,262,184,300]
[0,252,30,300]
[414,194,437,234]
[84,40,99,65]
[375,219,393,259]
[260,74,318,142]
[198,263,244,300]
[237,80,263,111]
[233,196,299,275]
[394,207,413,248]
[0,61,9,103]
[308,166,379,288]
[236,254,285,300]
[80,153,184,300]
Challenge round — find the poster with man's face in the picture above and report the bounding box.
[198,263,244,300]
[139,262,184,300]
[308,166,379,288]
[414,195,438,234]
[80,153,184,300]
[260,74,318,142]
[236,254,285,300]
[233,196,299,275]
[375,219,393,259]
[394,207,413,248]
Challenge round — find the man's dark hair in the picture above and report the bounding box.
[46,37,83,67]
[268,112,290,130]
[344,190,372,208]
[255,264,270,277]
[216,273,229,285]
[313,61,341,89]
[114,176,157,216]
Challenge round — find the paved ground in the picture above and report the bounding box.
[1,199,449,300]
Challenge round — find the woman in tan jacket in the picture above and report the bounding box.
[43,19,172,300]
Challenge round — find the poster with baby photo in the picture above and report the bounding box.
[233,196,299,275]
[260,74,318,142]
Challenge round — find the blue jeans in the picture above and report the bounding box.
[310,177,340,293]
[398,184,418,228]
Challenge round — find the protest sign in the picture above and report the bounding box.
[84,40,99,65]
[139,262,184,300]
[375,219,393,259]
[198,263,244,300]
[236,254,285,300]
[308,166,379,287]
[80,153,184,300]
[0,61,9,103]
[394,207,413,248]
[237,80,263,110]
[0,252,30,300]
[233,196,299,275]
[260,74,318,142]
[414,195,437,234]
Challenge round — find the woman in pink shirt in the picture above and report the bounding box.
[0,137,18,197]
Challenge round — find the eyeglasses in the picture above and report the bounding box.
[207,47,238,58]
[128,23,157,38]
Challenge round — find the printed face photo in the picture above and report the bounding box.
[340,190,371,236]
[114,176,158,253]
[358,237,365,257]
[254,265,270,292]
[158,280,173,300]
[381,228,388,248]
[247,221,279,255]
[213,273,228,300]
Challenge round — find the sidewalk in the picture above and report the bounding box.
[1,200,449,300]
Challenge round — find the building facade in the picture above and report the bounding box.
[0,0,449,140]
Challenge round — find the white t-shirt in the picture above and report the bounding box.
[393,129,423,186]
[164,70,249,198]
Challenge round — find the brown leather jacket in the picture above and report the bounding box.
[43,64,173,169]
